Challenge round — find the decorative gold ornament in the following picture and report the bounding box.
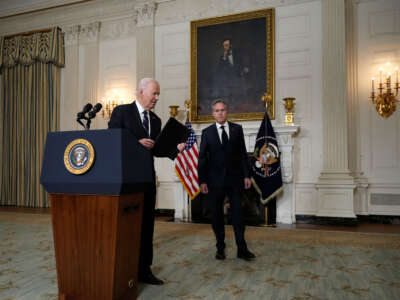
[261,93,274,119]
[64,139,95,175]
[370,64,399,118]
[283,97,295,125]
[184,99,191,120]
[169,105,179,118]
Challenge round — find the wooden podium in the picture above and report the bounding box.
[41,129,153,300]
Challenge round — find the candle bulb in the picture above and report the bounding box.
[395,66,399,84]
[379,67,383,84]
[371,77,374,91]
[388,72,391,87]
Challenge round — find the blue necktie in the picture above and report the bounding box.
[142,111,149,137]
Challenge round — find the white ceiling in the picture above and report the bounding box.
[0,0,92,18]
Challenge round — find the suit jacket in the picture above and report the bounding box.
[108,102,162,180]
[198,122,249,187]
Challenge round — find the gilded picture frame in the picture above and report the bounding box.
[190,8,275,123]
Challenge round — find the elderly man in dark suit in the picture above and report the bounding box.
[198,99,255,261]
[108,78,185,285]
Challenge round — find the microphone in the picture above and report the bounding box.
[83,103,94,113]
[88,103,102,119]
[77,103,93,119]
[76,103,93,129]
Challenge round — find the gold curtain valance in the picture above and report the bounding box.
[0,27,65,69]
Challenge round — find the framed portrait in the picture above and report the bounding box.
[190,8,275,123]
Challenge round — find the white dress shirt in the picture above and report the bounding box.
[227,50,234,66]
[216,122,230,143]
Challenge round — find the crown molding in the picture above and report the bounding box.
[0,0,138,36]
[0,0,93,19]
[154,0,317,26]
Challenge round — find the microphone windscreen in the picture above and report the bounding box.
[92,103,102,113]
[82,103,93,114]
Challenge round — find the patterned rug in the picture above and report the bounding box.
[1,212,400,300]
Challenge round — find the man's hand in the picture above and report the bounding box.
[244,178,251,189]
[139,138,155,150]
[177,143,186,153]
[200,183,208,194]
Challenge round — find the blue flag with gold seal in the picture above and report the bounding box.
[250,112,283,205]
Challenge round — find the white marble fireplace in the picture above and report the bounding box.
[173,123,299,224]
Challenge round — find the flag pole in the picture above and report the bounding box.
[184,99,193,223]
[187,194,192,222]
[261,93,271,142]
[260,93,275,227]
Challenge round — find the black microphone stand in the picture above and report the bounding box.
[77,114,91,130]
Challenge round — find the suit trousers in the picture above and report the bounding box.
[138,183,156,274]
[208,185,247,251]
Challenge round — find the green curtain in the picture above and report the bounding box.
[0,28,64,207]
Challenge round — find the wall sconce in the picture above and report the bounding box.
[101,99,120,120]
[100,88,133,120]
[370,62,399,118]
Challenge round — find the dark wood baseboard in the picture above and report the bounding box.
[296,215,358,226]
[357,215,400,225]
[155,209,174,216]
[296,214,400,226]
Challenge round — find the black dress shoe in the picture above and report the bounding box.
[215,249,226,260]
[139,271,164,285]
[237,249,255,261]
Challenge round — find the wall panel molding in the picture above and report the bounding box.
[368,10,400,38]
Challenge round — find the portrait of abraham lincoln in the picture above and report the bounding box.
[190,9,274,123]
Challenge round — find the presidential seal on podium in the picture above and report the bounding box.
[64,138,95,175]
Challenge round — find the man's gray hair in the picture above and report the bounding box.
[137,78,159,92]
[211,99,227,109]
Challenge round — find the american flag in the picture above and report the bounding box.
[174,118,200,200]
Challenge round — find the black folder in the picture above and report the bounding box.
[153,117,191,160]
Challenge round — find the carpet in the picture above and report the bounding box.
[1,212,400,300]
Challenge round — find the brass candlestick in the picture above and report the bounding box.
[283,97,295,125]
[169,105,179,118]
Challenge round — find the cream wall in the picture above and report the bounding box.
[357,0,400,215]
[0,0,399,219]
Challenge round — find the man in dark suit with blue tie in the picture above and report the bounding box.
[109,78,185,285]
[198,99,255,261]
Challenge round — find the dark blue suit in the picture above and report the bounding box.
[108,102,161,274]
[198,122,249,251]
